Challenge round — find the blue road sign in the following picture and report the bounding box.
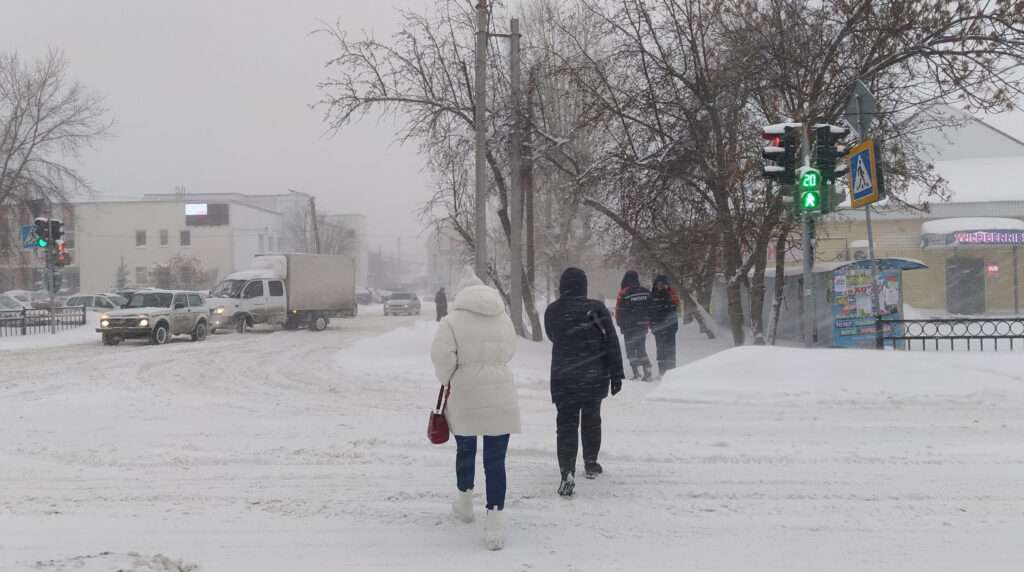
[848,138,882,208]
[19,224,36,250]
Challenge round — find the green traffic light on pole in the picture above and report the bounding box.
[796,166,822,212]
[37,237,48,247]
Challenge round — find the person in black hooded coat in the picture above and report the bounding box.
[615,270,653,381]
[544,267,625,496]
[649,275,681,375]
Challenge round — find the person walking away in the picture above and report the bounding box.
[615,271,653,381]
[649,275,681,377]
[431,267,520,550]
[545,267,625,497]
[435,287,448,321]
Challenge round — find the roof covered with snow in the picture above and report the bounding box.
[920,217,1024,235]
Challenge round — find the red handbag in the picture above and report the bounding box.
[427,385,450,444]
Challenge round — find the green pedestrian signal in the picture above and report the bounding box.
[800,189,820,210]
[795,166,822,213]
[36,237,48,248]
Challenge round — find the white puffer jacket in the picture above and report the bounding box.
[430,268,521,436]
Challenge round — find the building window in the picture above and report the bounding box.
[180,230,191,246]
[136,230,147,247]
[258,233,265,252]
[160,229,169,246]
[135,266,148,285]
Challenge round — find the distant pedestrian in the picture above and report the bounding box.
[615,271,653,381]
[435,287,448,321]
[544,267,625,497]
[431,267,520,550]
[649,275,681,377]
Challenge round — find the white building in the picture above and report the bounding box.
[73,197,284,293]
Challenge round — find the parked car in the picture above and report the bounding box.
[383,292,421,316]
[356,289,374,305]
[65,294,124,311]
[96,290,210,345]
[0,293,30,310]
[3,290,35,307]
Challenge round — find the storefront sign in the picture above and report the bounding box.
[953,230,1024,245]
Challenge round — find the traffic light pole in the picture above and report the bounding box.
[855,93,884,349]
[800,125,814,348]
[46,233,56,334]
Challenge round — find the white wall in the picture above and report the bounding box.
[75,201,281,293]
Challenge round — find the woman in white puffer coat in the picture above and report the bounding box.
[431,266,521,551]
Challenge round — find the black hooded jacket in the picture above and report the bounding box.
[544,268,626,404]
[615,270,651,331]
[649,275,681,332]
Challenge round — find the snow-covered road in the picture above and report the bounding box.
[2,312,1024,571]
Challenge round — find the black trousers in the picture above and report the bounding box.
[654,328,677,372]
[555,399,602,474]
[622,328,650,368]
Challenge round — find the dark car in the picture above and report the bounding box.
[383,292,421,316]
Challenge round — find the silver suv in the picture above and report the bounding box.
[97,290,210,346]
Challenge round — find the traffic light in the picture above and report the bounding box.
[49,219,64,242]
[796,166,822,212]
[33,217,49,248]
[762,124,800,185]
[55,241,71,266]
[815,124,850,184]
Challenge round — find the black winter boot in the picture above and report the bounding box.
[558,471,575,497]
[584,461,603,479]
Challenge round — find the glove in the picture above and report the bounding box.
[610,378,622,396]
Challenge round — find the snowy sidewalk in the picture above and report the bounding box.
[2,317,1023,571]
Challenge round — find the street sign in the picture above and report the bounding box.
[844,80,876,137]
[848,138,881,208]
[19,224,36,250]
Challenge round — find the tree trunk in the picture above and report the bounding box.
[749,243,769,345]
[768,225,790,345]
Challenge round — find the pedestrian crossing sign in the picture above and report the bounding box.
[848,138,881,208]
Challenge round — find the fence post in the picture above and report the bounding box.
[20,307,27,336]
[81,305,86,327]
[875,315,884,349]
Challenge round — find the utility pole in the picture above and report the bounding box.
[474,0,489,279]
[800,124,814,348]
[309,195,321,255]
[509,18,524,333]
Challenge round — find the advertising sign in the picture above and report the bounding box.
[832,266,903,348]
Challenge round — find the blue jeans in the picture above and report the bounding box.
[455,434,510,510]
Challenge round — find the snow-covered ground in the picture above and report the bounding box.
[2,308,1023,571]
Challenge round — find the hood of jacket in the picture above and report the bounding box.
[559,267,588,298]
[621,270,640,289]
[452,266,505,316]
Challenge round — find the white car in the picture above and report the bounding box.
[65,293,126,311]
[0,293,29,311]
[97,290,211,345]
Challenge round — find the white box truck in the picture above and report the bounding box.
[207,254,357,333]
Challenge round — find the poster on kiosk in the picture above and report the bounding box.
[831,263,904,348]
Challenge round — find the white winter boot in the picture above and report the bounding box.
[483,507,505,550]
[452,489,475,523]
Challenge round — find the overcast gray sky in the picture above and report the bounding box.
[0,0,445,257]
[3,1,1023,260]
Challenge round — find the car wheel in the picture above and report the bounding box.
[192,321,208,342]
[311,314,328,332]
[210,326,218,335]
[151,323,170,345]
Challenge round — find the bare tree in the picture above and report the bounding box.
[0,50,112,206]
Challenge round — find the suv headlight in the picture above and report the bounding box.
[214,307,225,315]
[100,319,110,328]
[138,318,149,327]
